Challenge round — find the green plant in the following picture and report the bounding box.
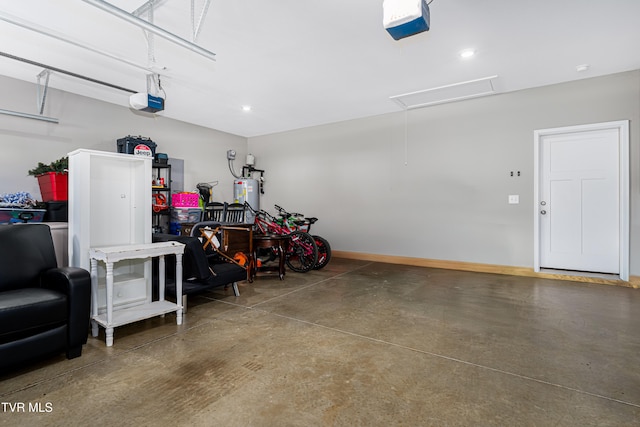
[28,156,68,176]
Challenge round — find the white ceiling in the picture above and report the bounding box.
[1,0,639,138]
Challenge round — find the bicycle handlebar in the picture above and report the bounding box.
[273,204,318,225]
[260,210,276,221]
[243,201,257,214]
[274,204,294,219]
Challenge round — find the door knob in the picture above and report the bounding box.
[540,210,547,215]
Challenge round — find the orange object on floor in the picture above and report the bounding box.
[234,252,248,267]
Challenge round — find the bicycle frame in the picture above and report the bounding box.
[253,210,291,235]
[245,203,318,271]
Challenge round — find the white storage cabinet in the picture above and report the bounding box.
[69,149,185,346]
[68,149,152,312]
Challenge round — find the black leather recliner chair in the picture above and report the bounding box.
[0,224,91,371]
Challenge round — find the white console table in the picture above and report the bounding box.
[89,241,185,346]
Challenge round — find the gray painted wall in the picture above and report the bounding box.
[0,75,246,203]
[248,71,640,275]
[2,71,638,275]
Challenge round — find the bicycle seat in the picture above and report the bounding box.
[306,217,318,224]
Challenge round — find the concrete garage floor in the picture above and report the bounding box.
[1,258,639,426]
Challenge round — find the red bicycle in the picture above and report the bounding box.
[245,203,318,273]
[274,204,331,270]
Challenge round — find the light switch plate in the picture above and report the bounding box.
[508,195,519,204]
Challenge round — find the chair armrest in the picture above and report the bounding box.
[153,233,213,281]
[42,267,91,347]
[42,267,90,296]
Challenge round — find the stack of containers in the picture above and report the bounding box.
[170,192,202,234]
[0,192,46,224]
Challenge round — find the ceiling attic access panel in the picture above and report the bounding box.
[390,76,498,109]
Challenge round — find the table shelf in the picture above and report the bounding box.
[89,241,185,346]
[92,300,180,329]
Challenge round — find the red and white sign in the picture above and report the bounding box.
[133,144,152,157]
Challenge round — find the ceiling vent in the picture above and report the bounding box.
[390,75,498,109]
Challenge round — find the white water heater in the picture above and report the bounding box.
[233,178,259,222]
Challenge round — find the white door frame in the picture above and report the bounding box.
[533,120,629,281]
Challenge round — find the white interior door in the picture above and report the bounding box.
[534,121,629,279]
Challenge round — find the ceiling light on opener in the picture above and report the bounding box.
[459,48,475,59]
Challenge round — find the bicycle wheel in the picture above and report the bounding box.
[312,235,331,270]
[285,231,318,273]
